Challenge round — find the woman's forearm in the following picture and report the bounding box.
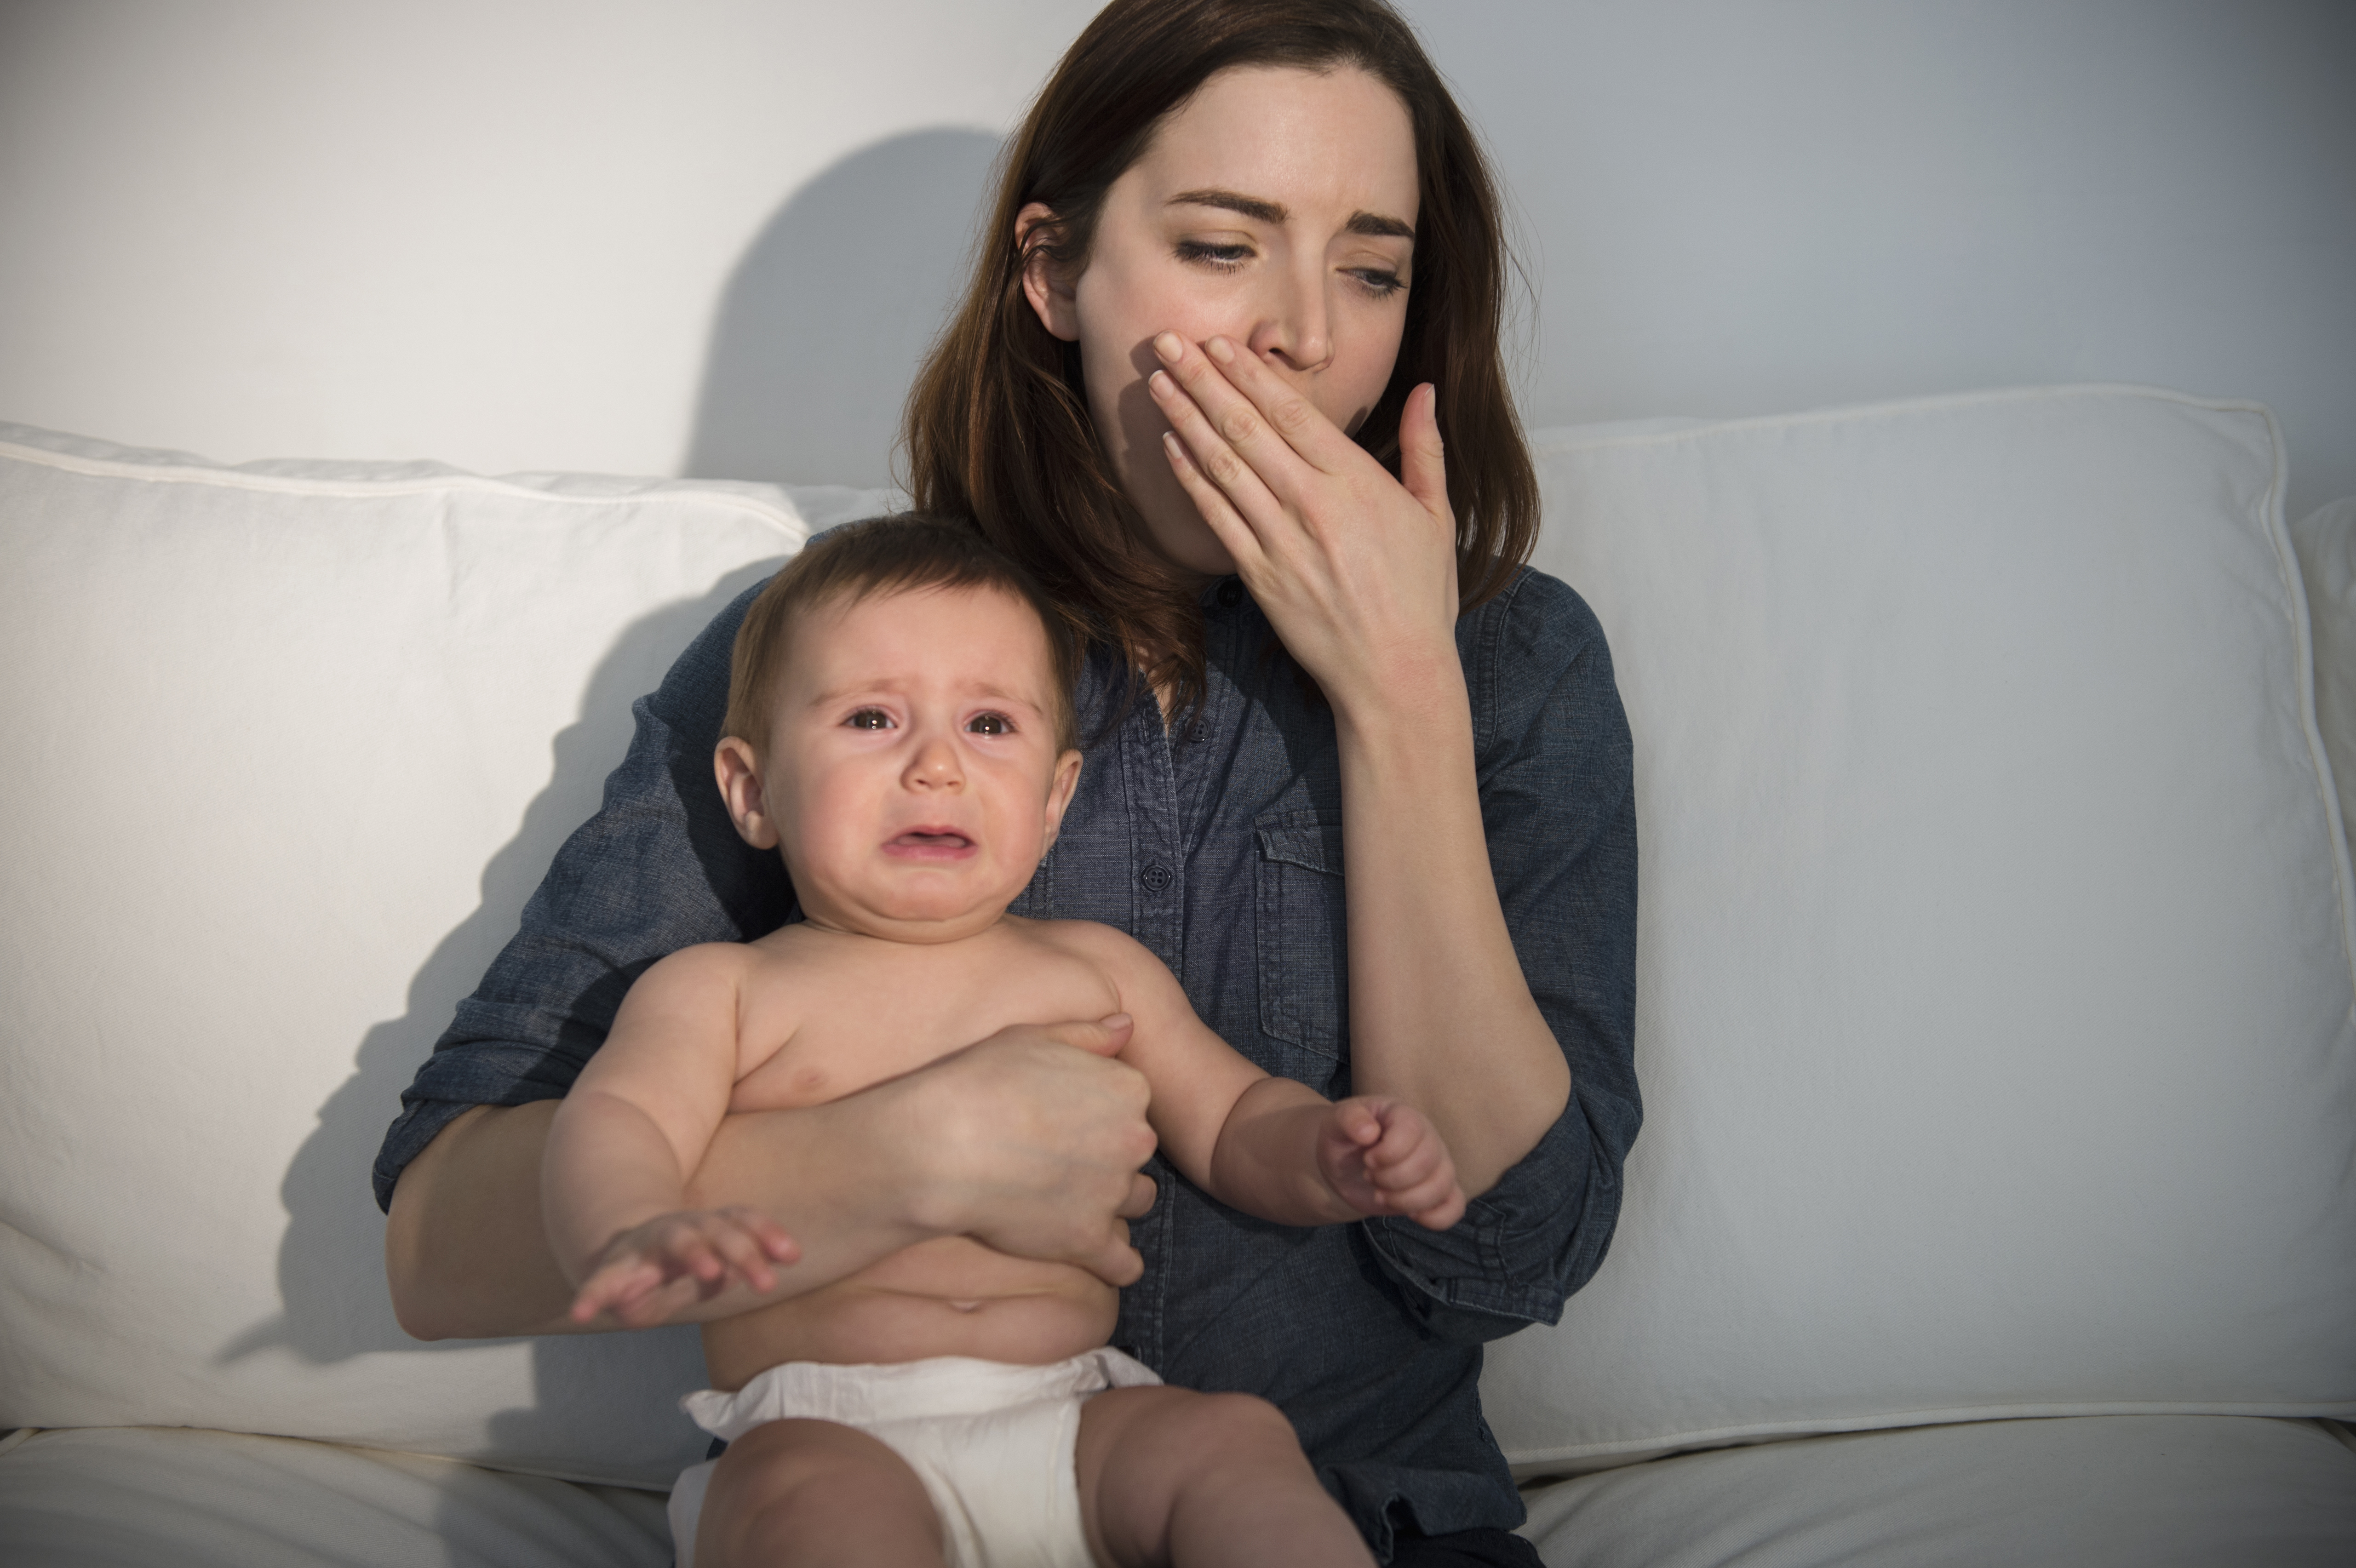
[384,1020,1157,1341]
[386,1095,934,1341]
[1331,661,1571,1196]
[385,1102,586,1339]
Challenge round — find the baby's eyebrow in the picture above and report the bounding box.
[964,683,1046,711]
[805,682,892,707]
[804,681,1043,711]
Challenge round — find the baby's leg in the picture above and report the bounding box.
[1076,1386,1374,1568]
[692,1418,945,1568]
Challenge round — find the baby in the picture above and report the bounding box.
[542,516,1464,1568]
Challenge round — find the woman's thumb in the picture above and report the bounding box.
[1401,383,1448,516]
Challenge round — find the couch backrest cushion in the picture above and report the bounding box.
[2293,497,2356,841]
[0,424,894,1486]
[1488,386,2356,1474]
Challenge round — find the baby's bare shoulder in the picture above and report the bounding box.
[1008,915,1150,967]
[1006,917,1173,1002]
[627,939,759,1001]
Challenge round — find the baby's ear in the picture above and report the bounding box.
[714,737,781,850]
[1039,748,1084,848]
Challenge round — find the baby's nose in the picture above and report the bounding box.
[905,740,964,788]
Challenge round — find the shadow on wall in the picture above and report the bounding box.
[684,127,1005,490]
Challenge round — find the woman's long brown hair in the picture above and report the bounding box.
[902,0,1538,715]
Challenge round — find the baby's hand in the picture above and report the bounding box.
[1316,1098,1466,1231]
[568,1207,799,1328]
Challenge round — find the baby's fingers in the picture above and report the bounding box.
[1399,1178,1468,1232]
[1367,1129,1445,1191]
[708,1207,796,1295]
[1329,1097,1386,1149]
[568,1258,660,1325]
[741,1209,801,1265]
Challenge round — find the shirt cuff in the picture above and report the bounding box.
[1359,1107,1598,1340]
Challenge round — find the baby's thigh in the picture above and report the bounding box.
[1075,1385,1331,1565]
[693,1418,944,1568]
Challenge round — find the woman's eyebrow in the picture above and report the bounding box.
[1166,188,1413,242]
[1169,188,1286,224]
[1346,210,1415,240]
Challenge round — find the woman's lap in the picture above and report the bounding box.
[1387,1526,1547,1568]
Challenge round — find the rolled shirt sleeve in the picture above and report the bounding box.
[1360,568,1642,1339]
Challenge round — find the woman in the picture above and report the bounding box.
[377,2,1638,1562]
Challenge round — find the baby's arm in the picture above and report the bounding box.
[541,943,798,1327]
[1072,927,1466,1232]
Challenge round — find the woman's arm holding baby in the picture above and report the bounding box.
[385,1015,1154,1339]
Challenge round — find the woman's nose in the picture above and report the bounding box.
[1247,258,1333,374]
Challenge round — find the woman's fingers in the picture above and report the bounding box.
[1398,380,1450,522]
[920,1025,1155,1287]
[1159,429,1263,572]
[1150,368,1282,563]
[1155,331,1354,483]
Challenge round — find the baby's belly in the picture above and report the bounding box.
[699,1237,1118,1392]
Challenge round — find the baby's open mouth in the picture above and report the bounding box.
[889,830,973,851]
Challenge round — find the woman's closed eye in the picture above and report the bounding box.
[1174,238,1252,272]
[1348,266,1404,299]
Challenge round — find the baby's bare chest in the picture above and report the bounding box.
[727,931,1121,1113]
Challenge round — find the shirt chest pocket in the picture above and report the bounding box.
[1253,817,1350,1083]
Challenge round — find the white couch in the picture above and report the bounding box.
[3,385,2353,1566]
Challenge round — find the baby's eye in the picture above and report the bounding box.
[1175,239,1252,271]
[966,712,1014,736]
[844,708,894,730]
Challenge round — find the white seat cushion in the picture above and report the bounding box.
[1518,1415,2356,1568]
[0,1427,671,1568]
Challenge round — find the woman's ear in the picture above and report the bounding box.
[1016,201,1081,343]
[714,737,781,850]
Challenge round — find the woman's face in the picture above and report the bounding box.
[1022,64,1420,579]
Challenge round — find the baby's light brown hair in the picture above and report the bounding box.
[724,514,1083,758]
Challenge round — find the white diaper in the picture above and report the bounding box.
[668,1349,1160,1568]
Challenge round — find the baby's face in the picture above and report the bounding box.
[739,584,1080,942]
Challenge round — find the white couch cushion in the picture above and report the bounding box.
[0,424,893,1485]
[2293,497,2356,838]
[0,1427,671,1568]
[1518,1415,2356,1568]
[1491,386,2356,1472]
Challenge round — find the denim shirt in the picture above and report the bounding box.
[376,565,1639,1557]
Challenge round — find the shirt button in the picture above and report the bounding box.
[1185,719,1206,744]
[1216,580,1243,609]
[1138,862,1174,893]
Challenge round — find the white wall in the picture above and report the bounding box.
[2,0,2350,518]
